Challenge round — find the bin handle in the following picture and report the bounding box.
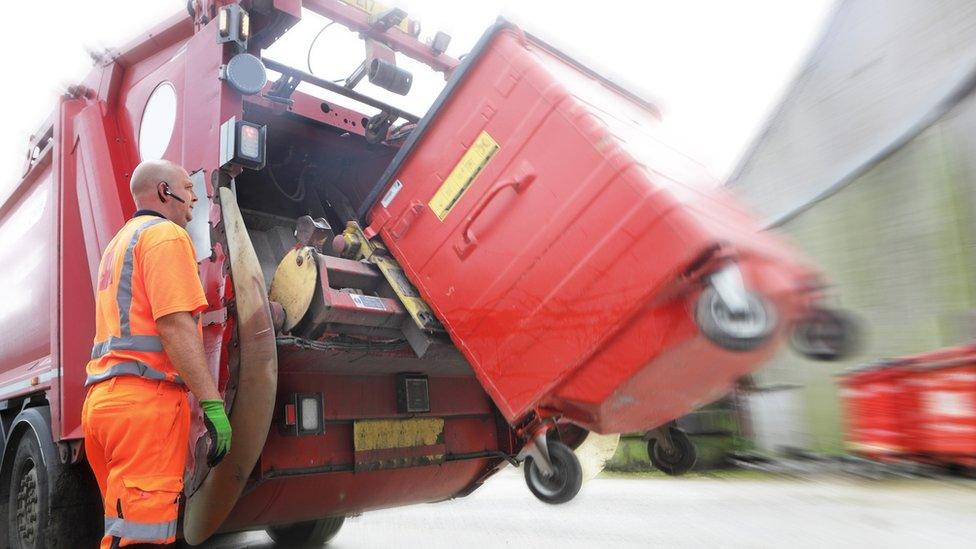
[454,171,536,258]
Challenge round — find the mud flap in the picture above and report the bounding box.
[183,187,278,545]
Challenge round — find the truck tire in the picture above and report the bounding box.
[7,433,45,549]
[266,516,345,547]
[5,428,100,549]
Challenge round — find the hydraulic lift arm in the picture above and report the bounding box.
[189,0,460,75]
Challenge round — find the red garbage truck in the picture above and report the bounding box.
[0,1,855,547]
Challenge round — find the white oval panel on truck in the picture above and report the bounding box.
[138,82,177,160]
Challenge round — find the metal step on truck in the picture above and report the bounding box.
[0,1,857,547]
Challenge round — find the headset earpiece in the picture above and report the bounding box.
[160,183,186,204]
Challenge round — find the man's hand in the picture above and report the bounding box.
[157,311,228,466]
[200,400,232,466]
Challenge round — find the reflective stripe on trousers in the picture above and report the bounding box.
[90,218,167,375]
[83,377,189,548]
[85,361,184,387]
[104,516,177,543]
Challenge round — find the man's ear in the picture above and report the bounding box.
[157,182,168,203]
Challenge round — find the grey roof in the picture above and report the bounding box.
[728,0,976,226]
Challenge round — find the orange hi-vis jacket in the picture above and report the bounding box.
[85,213,209,387]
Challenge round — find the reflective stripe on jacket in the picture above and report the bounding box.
[85,214,207,387]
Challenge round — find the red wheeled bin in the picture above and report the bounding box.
[903,346,976,466]
[840,345,976,467]
[838,363,912,460]
[357,20,854,498]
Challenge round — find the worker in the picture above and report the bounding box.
[81,160,231,548]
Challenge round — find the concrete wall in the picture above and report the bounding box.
[728,0,976,453]
[753,92,976,451]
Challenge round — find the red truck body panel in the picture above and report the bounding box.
[224,367,501,530]
[0,143,56,406]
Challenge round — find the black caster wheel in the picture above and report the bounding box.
[791,307,861,361]
[524,440,583,504]
[695,287,774,352]
[648,427,697,476]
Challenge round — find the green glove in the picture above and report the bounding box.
[201,400,232,467]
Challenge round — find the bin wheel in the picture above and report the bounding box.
[648,428,697,476]
[791,308,860,361]
[695,287,773,352]
[524,440,583,504]
[266,516,345,547]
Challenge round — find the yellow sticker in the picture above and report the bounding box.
[353,418,445,450]
[429,131,499,221]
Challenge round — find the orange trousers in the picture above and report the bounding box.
[82,376,189,548]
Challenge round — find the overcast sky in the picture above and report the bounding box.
[0,0,833,192]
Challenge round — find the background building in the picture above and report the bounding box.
[729,0,976,452]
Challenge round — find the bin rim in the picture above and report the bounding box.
[356,17,664,224]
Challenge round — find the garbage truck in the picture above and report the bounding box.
[0,0,856,546]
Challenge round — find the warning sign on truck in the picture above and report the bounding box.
[428,131,499,221]
[350,293,387,311]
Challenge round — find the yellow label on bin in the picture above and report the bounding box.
[428,131,499,221]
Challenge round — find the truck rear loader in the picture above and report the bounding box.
[0,1,856,547]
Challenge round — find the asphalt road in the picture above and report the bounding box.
[200,468,976,548]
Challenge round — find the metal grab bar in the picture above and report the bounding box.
[262,58,421,123]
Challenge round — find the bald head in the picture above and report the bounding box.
[131,159,186,204]
[130,160,197,227]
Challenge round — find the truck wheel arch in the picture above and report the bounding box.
[0,402,102,548]
[0,404,57,496]
[0,404,58,540]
